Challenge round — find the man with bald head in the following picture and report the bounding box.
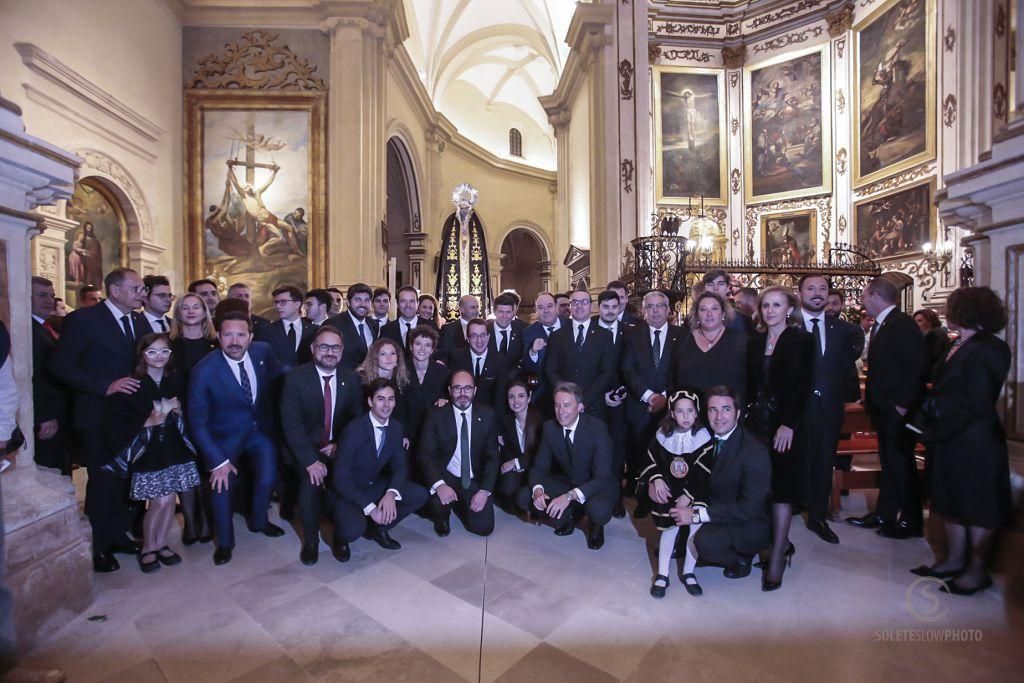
[438,294,480,363]
[520,291,564,415]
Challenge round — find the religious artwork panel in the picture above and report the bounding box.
[185,91,325,318]
[65,180,126,305]
[853,178,935,261]
[760,209,817,264]
[744,44,831,203]
[853,0,936,188]
[653,66,727,205]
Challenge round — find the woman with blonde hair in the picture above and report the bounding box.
[357,338,411,428]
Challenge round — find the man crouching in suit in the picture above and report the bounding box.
[418,370,500,537]
[188,311,284,566]
[329,378,429,561]
[518,381,615,550]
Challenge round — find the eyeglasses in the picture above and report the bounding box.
[117,284,146,294]
[274,299,300,305]
[315,344,342,353]
[569,300,591,307]
[644,303,669,310]
[467,333,489,340]
[150,292,176,300]
[451,385,477,393]
[144,348,172,357]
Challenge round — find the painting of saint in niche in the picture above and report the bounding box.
[854,0,935,187]
[654,67,726,205]
[65,180,125,304]
[745,45,831,203]
[854,179,934,261]
[203,109,311,317]
[761,210,816,264]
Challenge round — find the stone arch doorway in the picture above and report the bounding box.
[499,227,550,320]
[385,136,423,291]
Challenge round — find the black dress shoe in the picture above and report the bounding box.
[93,552,120,573]
[248,521,286,538]
[182,534,199,547]
[807,520,840,544]
[554,520,575,536]
[138,551,161,573]
[433,518,450,537]
[723,556,752,579]
[910,565,961,579]
[944,575,993,596]
[213,547,233,565]
[762,571,783,592]
[110,539,142,555]
[156,546,182,566]
[332,542,351,563]
[300,544,319,566]
[587,524,605,550]
[846,513,884,529]
[680,573,703,596]
[650,574,669,598]
[612,500,626,518]
[368,528,401,550]
[876,521,923,539]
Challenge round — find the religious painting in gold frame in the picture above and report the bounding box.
[743,43,832,204]
[653,66,728,206]
[184,90,326,319]
[64,178,128,306]
[853,177,936,262]
[852,0,936,188]
[760,209,817,264]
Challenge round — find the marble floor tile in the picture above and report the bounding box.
[96,658,168,683]
[492,642,620,683]
[228,655,312,683]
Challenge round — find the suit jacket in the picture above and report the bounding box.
[865,309,927,419]
[705,426,770,546]
[591,314,634,390]
[545,321,615,416]
[331,414,412,509]
[32,319,68,425]
[255,318,316,370]
[438,319,469,362]
[449,347,515,412]
[620,310,643,327]
[279,362,363,468]
[487,319,526,367]
[379,317,427,350]
[417,402,500,492]
[620,323,685,422]
[498,407,543,470]
[49,303,150,429]
[803,315,860,429]
[187,341,281,470]
[324,311,379,370]
[405,361,451,441]
[746,327,815,430]
[529,413,613,499]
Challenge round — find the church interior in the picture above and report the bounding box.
[1,0,1023,681]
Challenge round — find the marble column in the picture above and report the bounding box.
[30,205,76,294]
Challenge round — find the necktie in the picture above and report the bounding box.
[120,314,133,340]
[376,425,386,457]
[459,411,471,488]
[238,361,253,404]
[157,318,167,333]
[714,437,724,456]
[576,324,585,350]
[652,329,662,368]
[402,321,409,347]
[358,321,368,350]
[545,326,554,337]
[811,317,823,356]
[321,375,332,447]
[870,320,879,340]
[43,321,58,339]
[500,330,509,354]
[474,356,482,379]
[564,428,574,458]
[287,321,297,351]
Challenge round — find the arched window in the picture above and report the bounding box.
[509,128,523,157]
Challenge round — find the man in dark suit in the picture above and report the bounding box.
[703,270,754,337]
[188,278,220,313]
[256,285,315,371]
[228,282,271,332]
[325,282,379,370]
[438,294,479,362]
[449,318,514,411]
[380,285,422,351]
[188,312,285,565]
[30,277,70,475]
[606,280,642,326]
[417,370,499,537]
[303,288,332,327]
[518,381,615,549]
[279,325,363,565]
[545,290,615,420]
[798,275,861,544]
[487,292,525,366]
[847,276,927,539]
[330,378,429,559]
[141,274,173,334]
[520,292,563,414]
[674,386,770,581]
[593,289,633,516]
[50,267,150,572]
[371,287,392,328]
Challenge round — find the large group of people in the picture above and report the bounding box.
[16,268,1013,602]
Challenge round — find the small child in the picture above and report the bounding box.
[638,389,714,597]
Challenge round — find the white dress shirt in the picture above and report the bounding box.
[282,318,303,351]
[105,299,135,338]
[224,351,258,403]
[349,311,374,348]
[528,319,562,362]
[144,311,169,333]
[399,316,418,345]
[362,413,402,515]
[569,317,591,344]
[433,405,490,495]
[470,350,488,376]
[598,319,619,345]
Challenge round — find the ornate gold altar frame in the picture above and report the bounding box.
[852,176,936,263]
[851,0,937,189]
[743,43,832,204]
[759,208,818,264]
[653,65,728,206]
[183,90,327,292]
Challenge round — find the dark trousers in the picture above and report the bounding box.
[515,475,614,526]
[495,469,526,510]
[628,409,662,480]
[331,482,429,543]
[607,403,628,493]
[804,396,842,525]
[33,424,70,475]
[873,409,923,527]
[210,430,277,549]
[693,522,763,567]
[292,459,328,545]
[80,428,134,555]
[425,471,495,536]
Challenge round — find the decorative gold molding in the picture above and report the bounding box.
[730,168,741,194]
[722,45,746,68]
[826,5,855,37]
[731,118,739,135]
[835,36,847,59]
[661,49,715,63]
[853,163,935,197]
[654,21,723,38]
[836,148,848,175]
[649,43,662,62]
[186,30,327,90]
[744,195,831,260]
[751,26,825,55]
[836,88,846,115]
[838,214,848,238]
[943,94,957,127]
[943,25,956,52]
[729,71,740,88]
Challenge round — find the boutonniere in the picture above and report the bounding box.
[259,360,265,367]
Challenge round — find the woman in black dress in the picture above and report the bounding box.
[417,294,443,330]
[670,292,747,403]
[911,287,1012,595]
[496,379,542,511]
[404,326,450,443]
[746,286,814,592]
[103,334,201,573]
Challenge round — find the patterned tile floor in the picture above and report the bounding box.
[21,487,1024,682]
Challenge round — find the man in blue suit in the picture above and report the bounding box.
[329,378,428,560]
[520,292,564,415]
[188,311,284,565]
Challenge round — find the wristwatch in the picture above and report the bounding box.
[566,490,577,502]
[691,511,701,525]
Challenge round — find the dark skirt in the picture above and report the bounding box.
[928,422,1012,529]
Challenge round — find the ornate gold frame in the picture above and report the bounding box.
[759,208,818,263]
[743,42,832,204]
[851,0,937,188]
[653,65,728,206]
[183,89,327,290]
[852,176,936,262]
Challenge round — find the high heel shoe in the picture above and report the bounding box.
[754,542,795,569]
[910,565,961,579]
[760,544,795,592]
[944,575,993,596]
